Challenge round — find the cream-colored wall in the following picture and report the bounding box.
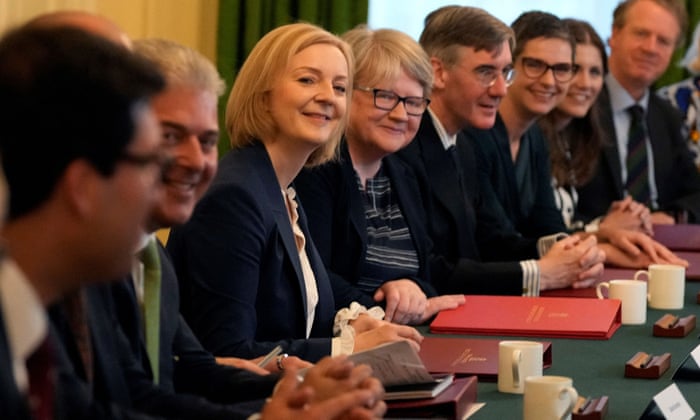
[0,0,218,61]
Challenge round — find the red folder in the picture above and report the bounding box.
[386,376,477,420]
[652,224,700,252]
[418,336,552,381]
[430,295,621,339]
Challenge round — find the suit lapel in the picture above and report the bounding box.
[416,116,466,220]
[251,143,308,315]
[339,144,366,248]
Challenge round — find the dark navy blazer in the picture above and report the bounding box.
[168,141,336,362]
[295,142,437,310]
[466,113,567,238]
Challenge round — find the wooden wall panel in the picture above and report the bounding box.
[0,0,217,61]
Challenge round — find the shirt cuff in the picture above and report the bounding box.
[333,302,384,335]
[537,232,569,257]
[332,302,384,356]
[584,217,602,233]
[520,259,540,296]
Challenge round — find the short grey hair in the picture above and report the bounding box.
[133,38,225,97]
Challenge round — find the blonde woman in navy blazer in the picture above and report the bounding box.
[296,26,464,325]
[167,23,422,364]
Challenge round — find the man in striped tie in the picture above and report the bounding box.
[576,0,700,224]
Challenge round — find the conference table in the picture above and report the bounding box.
[425,225,700,419]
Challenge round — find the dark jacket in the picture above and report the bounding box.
[168,141,336,362]
[295,142,437,310]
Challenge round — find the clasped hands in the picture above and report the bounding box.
[260,355,386,419]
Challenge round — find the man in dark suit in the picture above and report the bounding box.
[397,6,605,296]
[18,11,385,420]
[576,0,700,223]
[0,22,168,419]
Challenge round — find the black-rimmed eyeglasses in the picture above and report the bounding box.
[355,86,430,116]
[520,57,575,82]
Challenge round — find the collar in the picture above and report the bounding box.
[136,232,157,254]
[606,73,650,113]
[0,258,47,392]
[427,107,457,150]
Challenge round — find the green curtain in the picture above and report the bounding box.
[655,1,700,89]
[215,0,368,155]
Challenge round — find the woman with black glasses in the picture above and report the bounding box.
[295,26,464,326]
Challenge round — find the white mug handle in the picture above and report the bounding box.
[634,270,649,281]
[595,282,610,299]
[558,386,579,420]
[635,270,653,303]
[512,349,522,388]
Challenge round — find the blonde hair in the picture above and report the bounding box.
[343,25,433,97]
[226,23,353,167]
[133,38,225,97]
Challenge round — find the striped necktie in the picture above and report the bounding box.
[26,335,54,420]
[625,104,650,205]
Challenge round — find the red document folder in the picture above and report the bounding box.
[418,336,552,381]
[386,376,477,420]
[430,295,621,339]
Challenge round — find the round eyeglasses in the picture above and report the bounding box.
[354,86,430,116]
[520,57,575,82]
[473,66,516,88]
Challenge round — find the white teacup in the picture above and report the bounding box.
[596,279,647,324]
[635,264,685,309]
[497,340,542,394]
[523,375,578,420]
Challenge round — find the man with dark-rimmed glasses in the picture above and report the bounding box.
[398,6,605,297]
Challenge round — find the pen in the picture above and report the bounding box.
[257,345,283,367]
[668,315,679,329]
[639,353,654,369]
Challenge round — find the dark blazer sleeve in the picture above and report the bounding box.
[396,117,525,296]
[168,145,333,363]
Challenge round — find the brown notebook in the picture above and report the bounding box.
[430,295,621,339]
[386,376,477,420]
[418,337,552,382]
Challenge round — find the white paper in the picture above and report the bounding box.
[348,340,435,386]
[653,383,695,420]
[690,344,700,366]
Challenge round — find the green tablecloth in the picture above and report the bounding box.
[423,281,700,419]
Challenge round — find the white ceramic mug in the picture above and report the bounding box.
[497,340,542,394]
[596,279,647,324]
[523,375,578,420]
[634,264,685,309]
